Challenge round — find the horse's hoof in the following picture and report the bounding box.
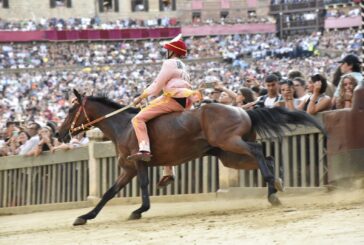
[274,178,285,192]
[73,217,87,226]
[128,212,141,220]
[268,193,282,206]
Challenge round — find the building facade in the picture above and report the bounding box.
[270,0,326,38]
[0,0,270,24]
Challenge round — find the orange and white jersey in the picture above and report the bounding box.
[143,58,199,100]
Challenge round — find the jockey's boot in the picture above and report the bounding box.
[127,151,152,162]
[157,175,175,189]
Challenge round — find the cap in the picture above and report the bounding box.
[163,34,187,57]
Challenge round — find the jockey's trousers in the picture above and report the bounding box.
[131,96,185,152]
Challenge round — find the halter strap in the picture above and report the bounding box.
[69,97,134,135]
[70,97,91,134]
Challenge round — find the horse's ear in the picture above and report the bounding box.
[73,89,82,104]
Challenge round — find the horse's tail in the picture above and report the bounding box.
[246,107,327,139]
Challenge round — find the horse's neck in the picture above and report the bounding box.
[93,108,133,143]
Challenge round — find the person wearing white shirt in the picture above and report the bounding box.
[18,123,40,156]
[255,74,282,109]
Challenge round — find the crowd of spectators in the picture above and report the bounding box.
[0,17,177,31]
[326,8,360,18]
[0,30,362,157]
[0,15,274,31]
[1,30,361,70]
[191,16,274,26]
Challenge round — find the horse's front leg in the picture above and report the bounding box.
[129,161,150,220]
[73,168,137,226]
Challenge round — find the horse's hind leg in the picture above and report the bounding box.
[247,142,283,206]
[212,136,282,205]
[129,161,150,220]
[265,156,283,205]
[73,168,137,226]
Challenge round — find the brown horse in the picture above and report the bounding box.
[57,89,326,226]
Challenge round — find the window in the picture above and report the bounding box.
[50,0,72,8]
[248,10,257,18]
[55,0,65,6]
[132,0,149,12]
[159,0,176,11]
[192,12,201,24]
[103,0,112,12]
[220,11,229,19]
[98,0,119,12]
[1,0,9,8]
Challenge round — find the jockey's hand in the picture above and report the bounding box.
[133,96,144,106]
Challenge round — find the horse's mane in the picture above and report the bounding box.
[88,94,141,114]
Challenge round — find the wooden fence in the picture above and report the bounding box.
[0,126,326,208]
[239,127,327,188]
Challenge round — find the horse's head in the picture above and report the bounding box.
[57,89,91,143]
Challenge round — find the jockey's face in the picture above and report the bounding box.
[167,49,174,59]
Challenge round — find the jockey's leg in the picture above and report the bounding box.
[129,97,184,161]
[157,166,175,189]
[163,166,174,176]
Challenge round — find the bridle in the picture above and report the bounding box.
[69,96,134,135]
[69,97,92,134]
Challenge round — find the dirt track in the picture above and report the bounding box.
[1,189,364,245]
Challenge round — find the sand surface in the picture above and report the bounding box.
[1,189,364,245]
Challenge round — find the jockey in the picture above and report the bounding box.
[128,34,201,162]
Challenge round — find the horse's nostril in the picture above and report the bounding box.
[55,132,59,138]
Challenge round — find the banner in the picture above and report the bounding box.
[0,27,181,42]
[324,16,361,29]
[182,23,276,36]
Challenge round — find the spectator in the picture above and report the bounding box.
[0,129,19,156]
[292,77,310,103]
[26,126,58,157]
[4,121,19,142]
[214,83,238,105]
[333,74,357,109]
[52,132,89,152]
[331,66,343,87]
[0,130,6,156]
[275,79,297,110]
[13,131,31,155]
[334,54,362,99]
[237,87,256,110]
[288,70,304,80]
[298,74,332,115]
[18,122,41,156]
[255,74,282,108]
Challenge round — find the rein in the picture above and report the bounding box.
[69,97,134,134]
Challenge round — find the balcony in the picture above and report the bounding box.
[281,19,324,29]
[270,0,324,14]
[324,0,360,4]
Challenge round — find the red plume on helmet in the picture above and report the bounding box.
[163,34,187,57]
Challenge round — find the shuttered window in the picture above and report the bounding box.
[2,0,9,8]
